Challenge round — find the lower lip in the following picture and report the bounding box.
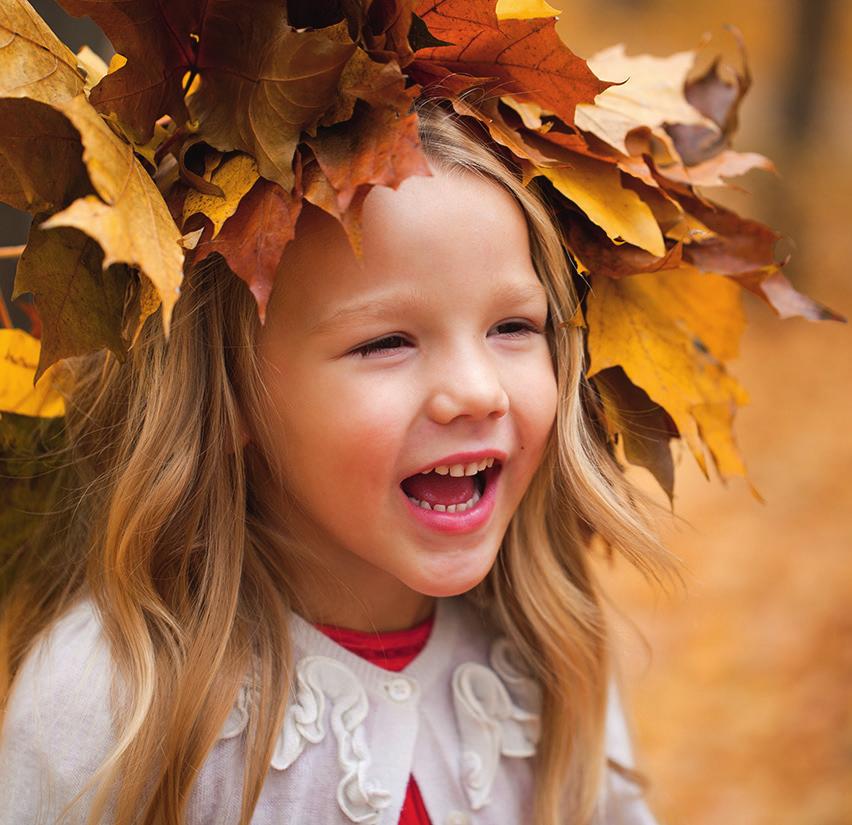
[400,465,501,535]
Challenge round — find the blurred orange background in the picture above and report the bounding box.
[558,3,851,824]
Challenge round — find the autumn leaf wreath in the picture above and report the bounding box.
[0,0,844,551]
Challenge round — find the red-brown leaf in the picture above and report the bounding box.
[307,98,432,212]
[411,7,608,126]
[193,177,303,323]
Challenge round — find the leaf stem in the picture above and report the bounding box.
[0,244,25,260]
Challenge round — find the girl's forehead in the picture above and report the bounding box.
[266,170,542,326]
[293,166,530,275]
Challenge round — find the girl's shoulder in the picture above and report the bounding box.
[5,596,112,719]
[1,596,116,824]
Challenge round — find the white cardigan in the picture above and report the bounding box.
[0,596,660,825]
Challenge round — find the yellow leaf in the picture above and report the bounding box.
[183,153,260,239]
[0,0,84,104]
[0,329,65,418]
[496,0,561,20]
[40,94,184,335]
[585,266,749,479]
[692,401,747,475]
[535,155,666,256]
[575,44,717,157]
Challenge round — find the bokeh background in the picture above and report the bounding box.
[557,3,852,824]
[1,2,849,823]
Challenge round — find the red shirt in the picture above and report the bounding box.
[313,614,436,825]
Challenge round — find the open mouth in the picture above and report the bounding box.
[400,462,500,514]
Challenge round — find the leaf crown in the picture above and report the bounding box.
[0,0,844,507]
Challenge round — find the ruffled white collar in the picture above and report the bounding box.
[218,597,542,824]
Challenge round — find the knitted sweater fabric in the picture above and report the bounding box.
[0,596,660,825]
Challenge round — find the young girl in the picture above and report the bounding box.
[0,100,673,825]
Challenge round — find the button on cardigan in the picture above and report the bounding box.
[312,609,437,825]
[0,596,661,825]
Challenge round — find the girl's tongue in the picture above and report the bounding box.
[401,471,476,505]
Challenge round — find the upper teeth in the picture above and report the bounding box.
[421,457,495,476]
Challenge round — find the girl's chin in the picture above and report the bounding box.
[404,546,499,598]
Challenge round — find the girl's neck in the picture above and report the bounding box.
[299,592,438,633]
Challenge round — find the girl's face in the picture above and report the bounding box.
[255,162,558,629]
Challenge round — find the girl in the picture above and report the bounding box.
[0,99,674,825]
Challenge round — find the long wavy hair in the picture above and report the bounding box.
[0,96,678,825]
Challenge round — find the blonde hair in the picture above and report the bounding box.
[0,97,678,825]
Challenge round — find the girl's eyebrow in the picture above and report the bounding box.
[310,281,548,334]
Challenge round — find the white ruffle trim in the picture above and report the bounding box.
[219,636,541,820]
[220,656,392,824]
[452,637,542,810]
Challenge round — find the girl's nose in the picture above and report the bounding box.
[426,349,510,424]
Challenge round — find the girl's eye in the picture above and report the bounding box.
[353,335,410,357]
[352,321,541,358]
[493,320,542,338]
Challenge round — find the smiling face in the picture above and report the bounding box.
[254,163,558,630]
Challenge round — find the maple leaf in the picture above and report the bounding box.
[411,1,608,126]
[13,224,130,382]
[0,2,183,347]
[415,0,500,38]
[565,215,684,280]
[183,153,260,239]
[301,152,372,258]
[307,97,432,213]
[668,27,752,165]
[35,94,184,336]
[575,45,716,158]
[585,266,752,490]
[0,0,84,104]
[529,153,666,257]
[193,175,304,324]
[448,94,563,167]
[678,195,845,322]
[658,149,775,189]
[591,366,679,506]
[0,328,66,418]
[305,40,432,211]
[58,0,359,189]
[0,97,89,214]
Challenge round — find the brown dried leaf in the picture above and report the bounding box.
[59,0,358,189]
[668,27,752,165]
[307,96,432,213]
[412,2,608,126]
[591,366,678,506]
[660,149,775,189]
[302,154,370,258]
[0,0,84,104]
[575,44,717,157]
[39,94,184,334]
[565,215,684,280]
[13,224,129,381]
[194,177,303,323]
[0,97,88,214]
